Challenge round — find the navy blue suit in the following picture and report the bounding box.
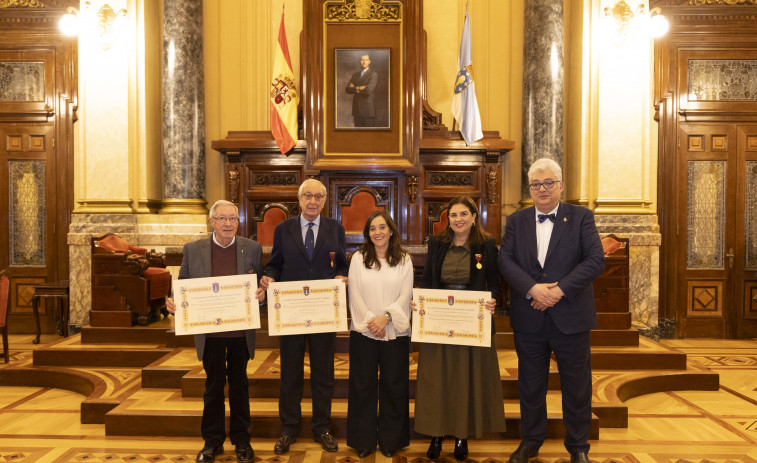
[264,215,348,436]
[498,202,604,453]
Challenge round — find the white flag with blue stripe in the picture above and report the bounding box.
[451,11,483,145]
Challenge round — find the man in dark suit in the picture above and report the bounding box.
[498,159,605,463]
[166,200,265,463]
[345,54,378,127]
[260,178,349,454]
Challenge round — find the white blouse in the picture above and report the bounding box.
[348,252,413,341]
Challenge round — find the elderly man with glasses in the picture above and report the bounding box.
[166,200,265,463]
[498,159,605,463]
[260,178,349,455]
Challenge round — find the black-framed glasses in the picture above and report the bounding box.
[300,193,325,202]
[529,180,559,191]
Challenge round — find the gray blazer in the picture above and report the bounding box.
[178,235,263,361]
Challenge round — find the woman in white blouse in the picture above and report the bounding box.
[346,210,414,459]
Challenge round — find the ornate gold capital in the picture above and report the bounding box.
[689,0,756,5]
[0,0,44,8]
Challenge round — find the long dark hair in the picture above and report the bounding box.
[360,210,407,269]
[438,196,490,246]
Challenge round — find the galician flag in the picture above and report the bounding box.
[450,11,483,145]
[270,13,298,154]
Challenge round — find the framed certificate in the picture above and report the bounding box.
[267,280,348,336]
[411,288,492,347]
[175,274,261,335]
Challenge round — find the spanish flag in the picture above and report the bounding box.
[270,13,298,154]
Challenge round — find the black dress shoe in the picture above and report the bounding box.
[379,447,396,458]
[453,438,468,461]
[235,443,255,463]
[357,448,375,458]
[426,436,443,461]
[196,445,223,463]
[571,452,590,463]
[508,442,539,463]
[274,435,296,454]
[314,432,339,452]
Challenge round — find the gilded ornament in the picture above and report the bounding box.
[0,0,45,7]
[325,0,400,21]
[689,0,756,5]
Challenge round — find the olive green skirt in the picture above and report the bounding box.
[414,343,506,438]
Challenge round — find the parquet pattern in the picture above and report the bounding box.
[0,336,756,462]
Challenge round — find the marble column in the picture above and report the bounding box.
[521,0,564,198]
[161,0,207,214]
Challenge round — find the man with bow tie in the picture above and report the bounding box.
[497,158,605,463]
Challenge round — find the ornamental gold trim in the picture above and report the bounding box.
[0,0,45,8]
[325,0,401,21]
[689,0,757,5]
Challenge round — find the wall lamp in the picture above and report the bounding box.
[601,1,669,46]
[59,2,128,50]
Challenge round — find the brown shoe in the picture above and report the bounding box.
[314,432,338,452]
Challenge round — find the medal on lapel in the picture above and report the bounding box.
[329,251,335,268]
[475,253,482,269]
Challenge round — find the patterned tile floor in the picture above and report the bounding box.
[0,335,756,462]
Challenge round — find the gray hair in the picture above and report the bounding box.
[298,178,327,197]
[209,200,239,218]
[527,158,563,182]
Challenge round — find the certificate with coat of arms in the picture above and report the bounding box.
[267,280,348,336]
[174,274,261,335]
[411,288,492,347]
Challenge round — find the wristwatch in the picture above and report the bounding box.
[384,311,392,322]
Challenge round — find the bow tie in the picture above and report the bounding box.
[538,213,556,223]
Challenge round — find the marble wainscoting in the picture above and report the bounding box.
[595,215,661,339]
[67,214,209,327]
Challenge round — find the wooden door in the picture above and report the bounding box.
[676,123,757,337]
[0,25,77,334]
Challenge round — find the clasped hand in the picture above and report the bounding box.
[366,316,387,338]
[528,282,564,311]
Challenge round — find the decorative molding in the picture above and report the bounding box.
[406,175,418,203]
[251,171,299,187]
[0,0,45,7]
[688,0,757,5]
[325,0,401,22]
[228,167,240,204]
[337,185,388,202]
[251,202,299,220]
[593,198,655,215]
[427,172,475,186]
[486,167,497,204]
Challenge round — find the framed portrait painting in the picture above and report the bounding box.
[334,48,391,130]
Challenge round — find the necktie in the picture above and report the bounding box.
[305,222,315,260]
[538,213,556,223]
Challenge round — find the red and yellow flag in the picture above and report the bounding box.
[270,13,298,154]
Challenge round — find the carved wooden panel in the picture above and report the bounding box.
[687,280,724,317]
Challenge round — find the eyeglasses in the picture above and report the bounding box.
[213,216,239,223]
[529,180,559,191]
[300,193,325,202]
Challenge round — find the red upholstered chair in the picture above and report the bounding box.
[0,269,10,363]
[257,207,289,246]
[90,234,171,327]
[432,208,449,236]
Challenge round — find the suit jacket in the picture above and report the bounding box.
[264,215,348,283]
[178,236,262,361]
[345,68,378,118]
[498,202,605,335]
[421,236,502,302]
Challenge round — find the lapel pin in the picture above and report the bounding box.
[563,218,567,222]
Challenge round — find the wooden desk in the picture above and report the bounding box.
[31,282,70,344]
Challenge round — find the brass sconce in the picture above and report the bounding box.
[602,1,668,46]
[59,2,128,50]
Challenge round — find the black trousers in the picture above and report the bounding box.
[201,337,251,447]
[513,315,592,454]
[278,332,336,436]
[346,331,410,452]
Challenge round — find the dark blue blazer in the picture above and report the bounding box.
[498,202,605,334]
[264,215,348,282]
